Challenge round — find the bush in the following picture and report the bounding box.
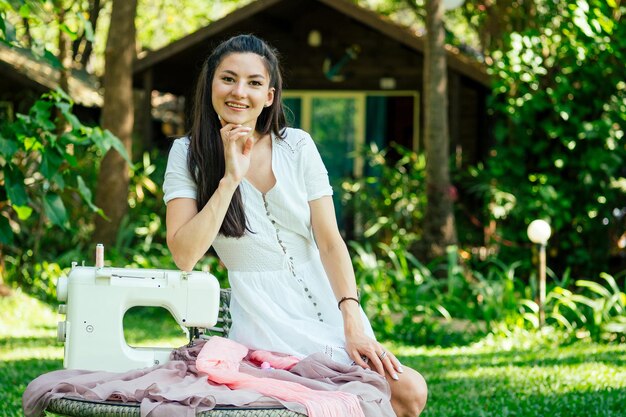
[465,0,626,278]
[344,143,626,345]
[0,90,128,300]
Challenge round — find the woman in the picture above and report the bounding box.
[164,34,427,417]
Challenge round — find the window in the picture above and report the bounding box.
[283,91,419,230]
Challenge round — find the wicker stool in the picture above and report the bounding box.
[46,289,304,416]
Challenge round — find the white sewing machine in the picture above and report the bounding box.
[56,252,220,373]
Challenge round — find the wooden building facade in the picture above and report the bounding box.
[133,0,491,190]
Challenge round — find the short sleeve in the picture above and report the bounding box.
[163,138,197,204]
[302,134,333,201]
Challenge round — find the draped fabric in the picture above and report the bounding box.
[23,340,396,417]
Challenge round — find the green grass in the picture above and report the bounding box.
[2,290,626,417]
[397,342,626,416]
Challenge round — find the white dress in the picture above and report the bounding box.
[163,127,376,365]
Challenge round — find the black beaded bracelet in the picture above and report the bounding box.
[337,296,360,310]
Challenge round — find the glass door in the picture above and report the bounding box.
[283,95,363,230]
[282,91,418,235]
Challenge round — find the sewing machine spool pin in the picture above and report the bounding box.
[95,243,104,268]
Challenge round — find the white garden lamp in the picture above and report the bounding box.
[527,219,552,327]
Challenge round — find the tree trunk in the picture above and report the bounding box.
[72,0,102,69]
[56,2,72,94]
[93,0,137,246]
[22,16,32,48]
[421,0,457,260]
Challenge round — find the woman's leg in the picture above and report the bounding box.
[388,365,428,417]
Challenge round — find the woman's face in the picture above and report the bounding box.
[212,52,275,129]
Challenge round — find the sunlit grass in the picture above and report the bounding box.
[393,341,626,417]
[2,290,626,417]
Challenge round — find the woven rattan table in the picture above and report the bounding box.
[46,398,303,416]
[45,290,305,416]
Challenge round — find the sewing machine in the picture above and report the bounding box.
[56,256,220,373]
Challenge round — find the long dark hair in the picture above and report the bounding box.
[188,34,287,237]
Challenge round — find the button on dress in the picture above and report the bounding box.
[163,127,376,365]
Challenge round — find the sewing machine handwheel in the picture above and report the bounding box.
[57,276,68,302]
[57,321,66,342]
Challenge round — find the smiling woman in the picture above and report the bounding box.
[161,34,427,416]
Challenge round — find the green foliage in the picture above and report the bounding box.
[405,341,626,417]
[344,143,473,344]
[466,0,626,276]
[353,236,626,345]
[0,0,93,68]
[0,74,228,298]
[342,143,427,250]
[345,141,626,344]
[467,259,525,328]
[532,272,626,342]
[136,0,249,51]
[0,89,128,299]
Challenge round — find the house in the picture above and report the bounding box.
[133,0,491,221]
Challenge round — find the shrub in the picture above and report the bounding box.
[0,89,128,300]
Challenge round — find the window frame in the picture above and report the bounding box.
[282,90,420,178]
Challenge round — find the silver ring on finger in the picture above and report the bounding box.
[378,350,387,360]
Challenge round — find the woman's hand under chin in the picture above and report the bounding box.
[220,121,255,184]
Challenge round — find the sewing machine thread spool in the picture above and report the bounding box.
[95,244,104,268]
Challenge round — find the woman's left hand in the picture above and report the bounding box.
[345,332,403,380]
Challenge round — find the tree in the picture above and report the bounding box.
[71,0,102,69]
[421,0,457,260]
[92,0,137,245]
[470,0,626,276]
[0,1,130,298]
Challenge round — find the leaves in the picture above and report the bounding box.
[77,175,105,217]
[472,0,626,278]
[92,128,131,165]
[0,214,13,244]
[3,166,28,206]
[12,204,33,221]
[0,90,126,251]
[0,136,18,158]
[43,193,67,227]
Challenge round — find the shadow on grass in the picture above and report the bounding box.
[400,344,626,370]
[386,319,489,348]
[421,378,626,417]
[0,335,59,349]
[399,344,626,417]
[1,357,62,417]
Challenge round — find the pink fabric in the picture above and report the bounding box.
[248,350,301,371]
[197,337,365,417]
[23,340,395,417]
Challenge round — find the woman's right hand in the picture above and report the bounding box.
[220,123,255,183]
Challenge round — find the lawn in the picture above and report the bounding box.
[1,290,625,417]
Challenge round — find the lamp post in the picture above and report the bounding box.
[527,220,552,327]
